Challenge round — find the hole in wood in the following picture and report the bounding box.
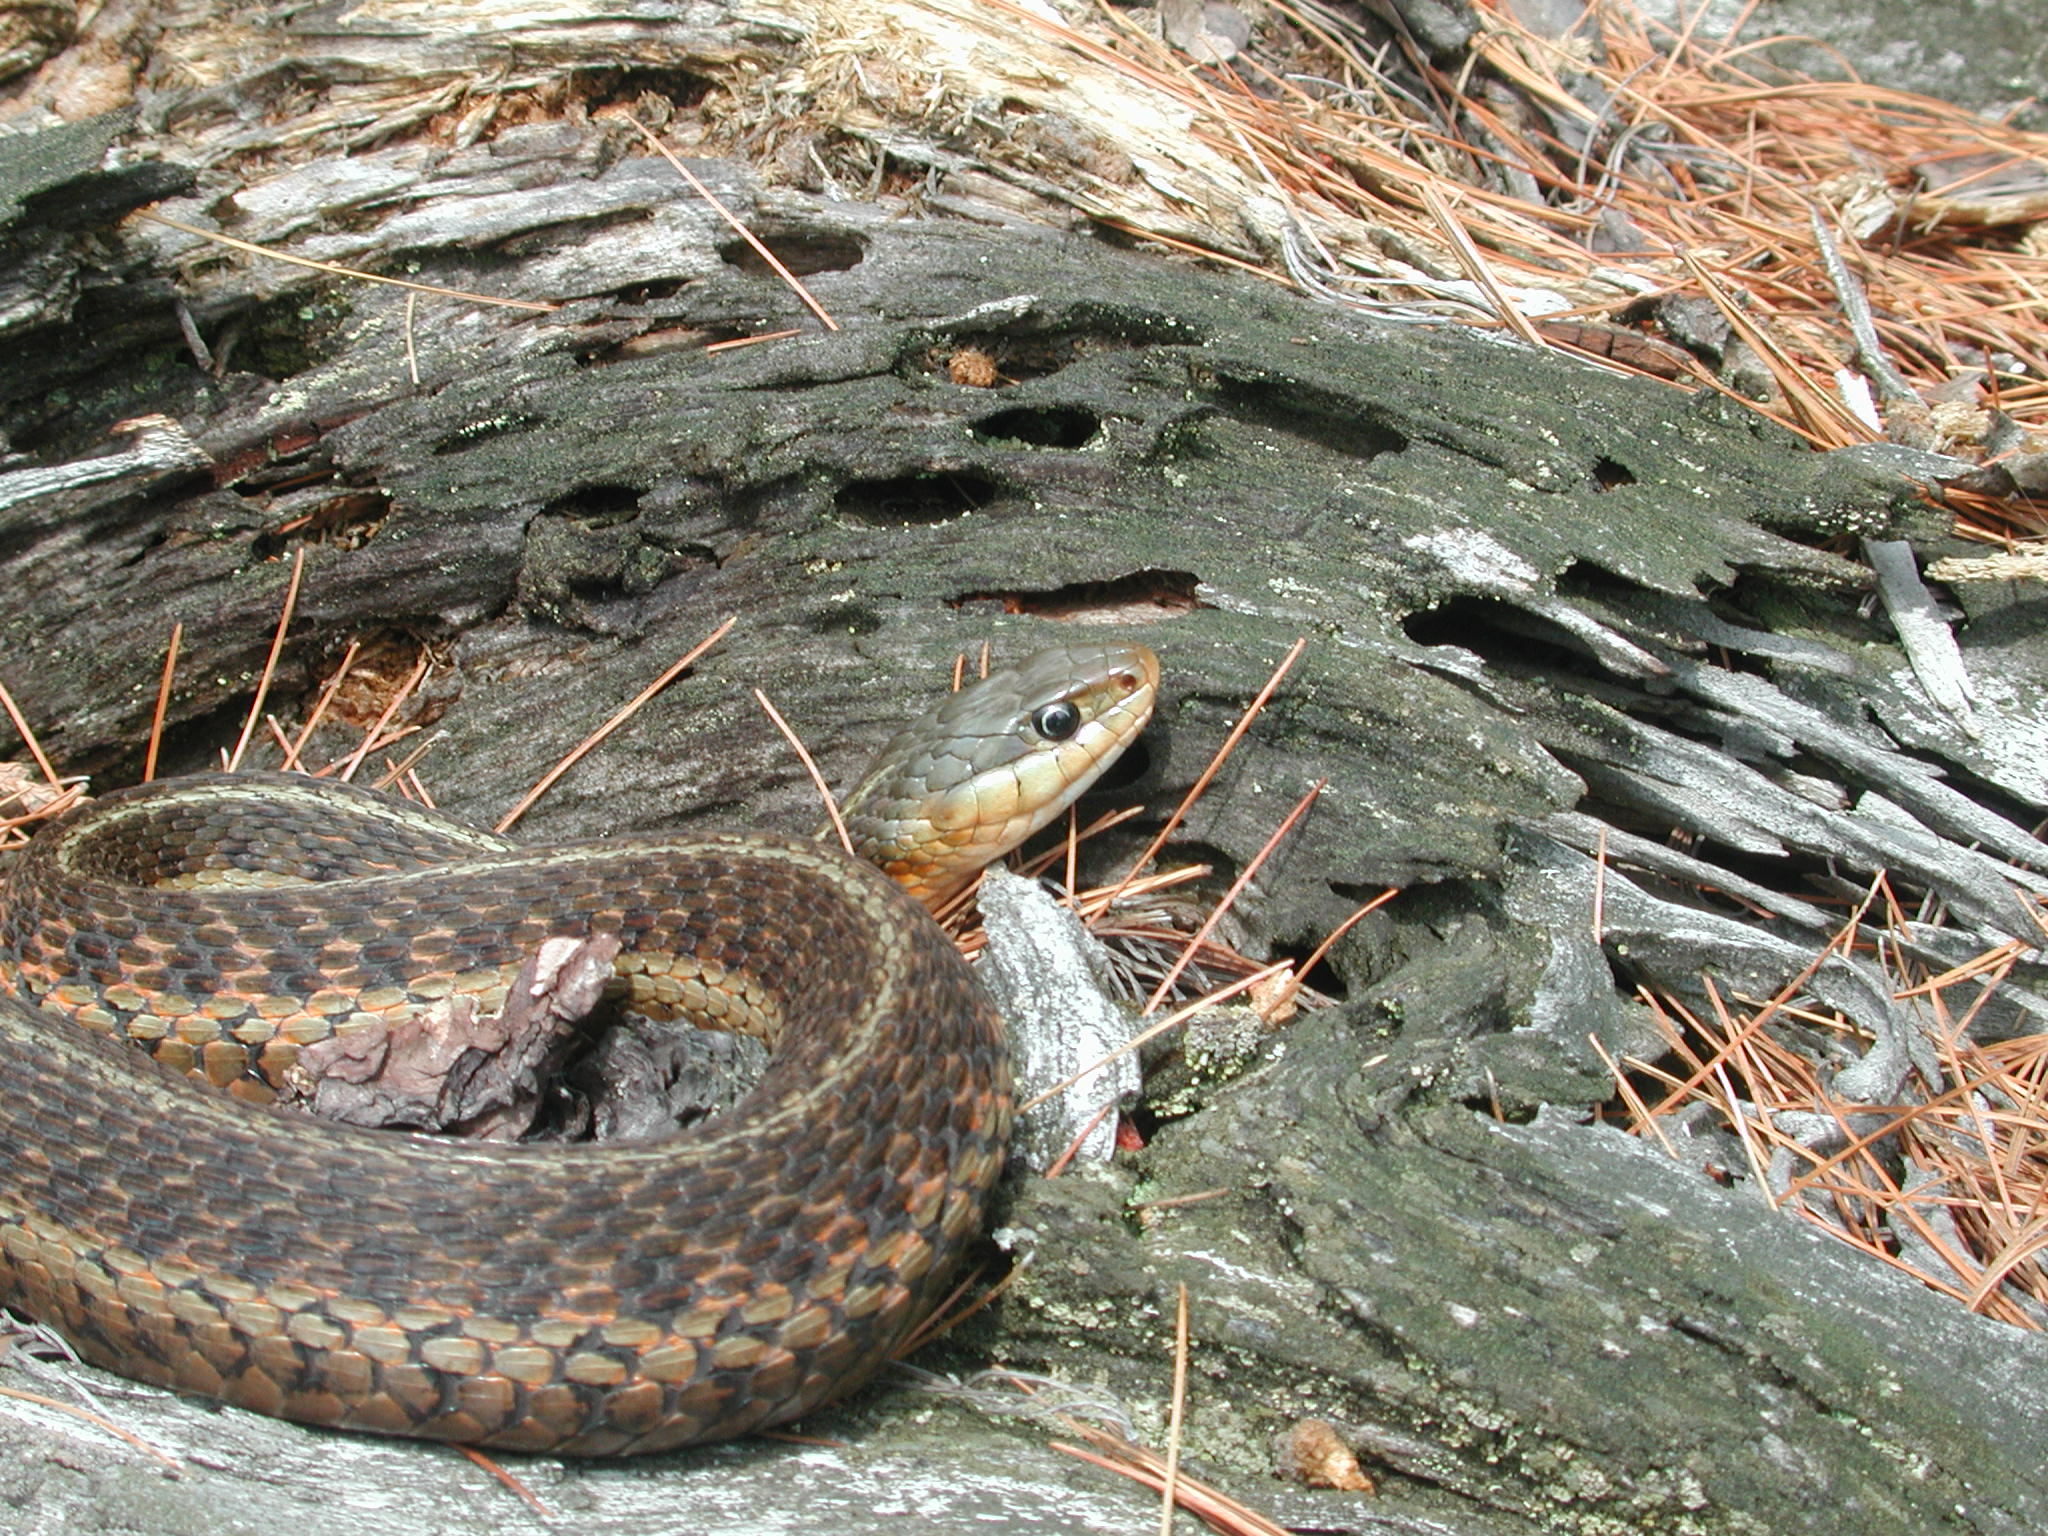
[718,233,866,276]
[833,468,1001,524]
[950,568,1202,623]
[1592,457,1637,490]
[970,405,1102,449]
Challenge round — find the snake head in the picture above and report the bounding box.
[840,642,1159,908]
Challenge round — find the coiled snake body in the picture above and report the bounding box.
[0,643,1157,1454]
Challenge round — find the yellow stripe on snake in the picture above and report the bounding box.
[0,643,1157,1454]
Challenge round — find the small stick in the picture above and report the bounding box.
[334,655,429,783]
[1130,1188,1231,1214]
[1105,638,1307,912]
[1896,938,2028,999]
[496,616,735,833]
[0,677,60,787]
[1588,1030,1680,1157]
[759,1427,855,1449]
[1020,960,1290,1114]
[328,723,422,776]
[402,290,421,387]
[1680,252,1871,446]
[143,622,182,781]
[1592,823,1608,943]
[1711,1053,1775,1202]
[372,734,440,792]
[893,1261,1027,1357]
[704,329,802,353]
[893,1262,990,1358]
[1158,1283,1191,1536]
[450,1444,554,1520]
[287,639,363,770]
[624,118,839,332]
[136,212,558,312]
[228,546,306,772]
[1265,885,1397,1016]
[1422,183,1550,350]
[756,687,855,858]
[1075,860,1213,916]
[1015,804,1149,883]
[1044,1099,1119,1179]
[1641,882,1874,1120]
[1049,1424,1293,1535]
[0,1382,183,1475]
[0,780,83,831]
[1808,204,1918,403]
[1063,805,1081,910]
[1144,781,1323,1013]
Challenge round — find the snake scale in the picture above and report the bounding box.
[0,642,1157,1454]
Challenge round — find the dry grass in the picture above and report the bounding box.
[106,3,2048,548]
[819,0,2048,541]
[1605,884,2048,1330]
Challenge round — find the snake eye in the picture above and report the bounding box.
[1031,701,1082,741]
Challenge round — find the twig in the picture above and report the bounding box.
[1592,823,1608,943]
[1044,1099,1120,1179]
[755,688,855,858]
[372,734,440,792]
[1144,780,1324,1013]
[1020,960,1290,1114]
[0,780,83,831]
[1159,1283,1191,1536]
[1105,639,1307,910]
[1681,252,1873,447]
[1130,1188,1231,1215]
[893,1261,1028,1357]
[0,1381,182,1475]
[1589,1028,1679,1157]
[227,546,306,772]
[451,1444,554,1520]
[143,622,182,781]
[1421,183,1551,349]
[496,617,735,833]
[334,654,429,784]
[1064,806,1081,912]
[287,639,363,771]
[704,329,803,353]
[0,678,60,787]
[1050,1421,1293,1536]
[136,212,559,312]
[1808,205,1919,403]
[402,291,421,386]
[1244,882,1387,1009]
[624,118,839,332]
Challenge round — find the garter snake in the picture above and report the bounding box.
[0,641,1157,1455]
